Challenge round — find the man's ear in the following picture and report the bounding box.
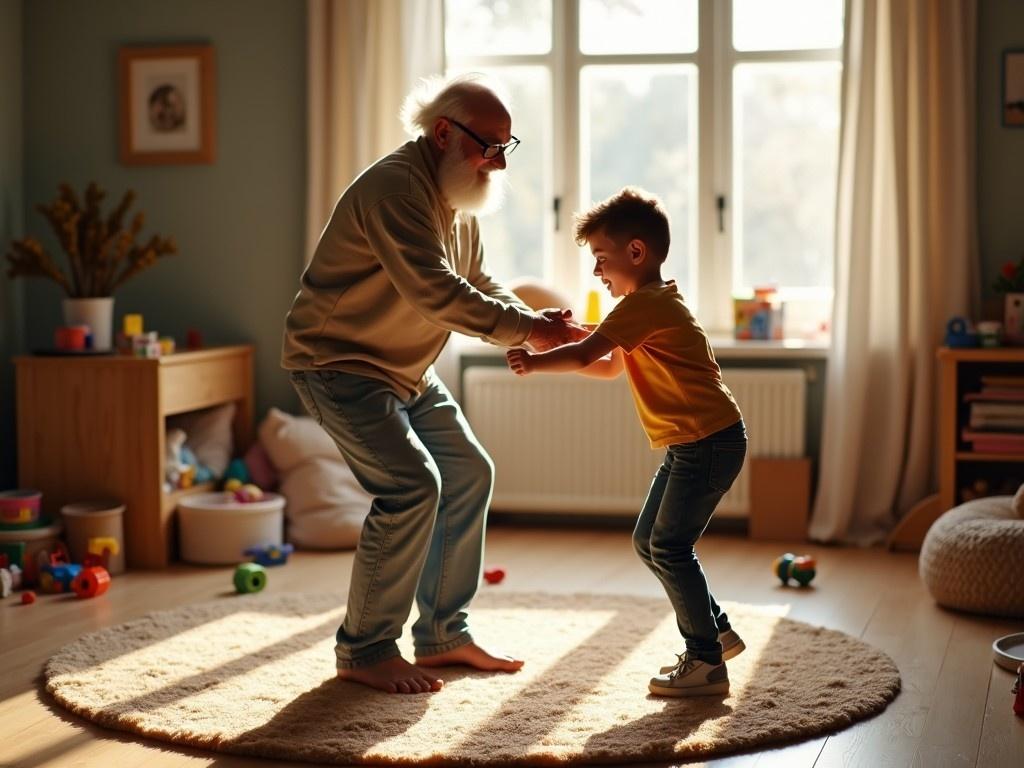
[432,118,451,150]
[629,239,646,264]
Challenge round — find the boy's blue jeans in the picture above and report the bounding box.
[633,419,747,665]
[290,368,491,669]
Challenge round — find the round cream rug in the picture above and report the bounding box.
[45,591,900,765]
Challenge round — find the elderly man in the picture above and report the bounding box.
[282,74,578,694]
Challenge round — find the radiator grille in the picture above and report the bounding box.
[463,367,806,517]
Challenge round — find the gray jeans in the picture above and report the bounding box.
[290,368,492,669]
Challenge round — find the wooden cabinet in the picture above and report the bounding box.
[888,346,1024,550]
[15,346,253,568]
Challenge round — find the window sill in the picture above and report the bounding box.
[453,334,829,361]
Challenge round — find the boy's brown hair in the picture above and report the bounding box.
[573,186,671,263]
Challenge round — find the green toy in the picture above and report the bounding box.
[234,562,267,593]
[773,552,817,587]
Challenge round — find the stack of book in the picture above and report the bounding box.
[962,375,1024,453]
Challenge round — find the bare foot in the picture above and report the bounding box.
[336,655,444,694]
[416,642,524,672]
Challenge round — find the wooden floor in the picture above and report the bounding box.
[1,524,1022,767]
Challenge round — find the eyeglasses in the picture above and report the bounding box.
[446,118,520,159]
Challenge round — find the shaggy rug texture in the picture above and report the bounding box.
[45,591,900,765]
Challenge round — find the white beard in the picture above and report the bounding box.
[437,140,506,216]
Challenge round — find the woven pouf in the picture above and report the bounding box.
[919,495,1024,619]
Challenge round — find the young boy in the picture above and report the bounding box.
[506,187,748,697]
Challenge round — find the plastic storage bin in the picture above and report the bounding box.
[61,501,126,575]
[177,492,285,564]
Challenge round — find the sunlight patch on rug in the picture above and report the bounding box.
[45,592,900,765]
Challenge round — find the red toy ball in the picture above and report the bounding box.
[21,590,36,605]
[483,567,506,585]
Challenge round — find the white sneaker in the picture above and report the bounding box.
[659,628,745,674]
[649,654,729,697]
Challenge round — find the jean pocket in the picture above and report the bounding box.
[290,372,323,425]
[708,442,746,494]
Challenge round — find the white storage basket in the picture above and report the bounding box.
[177,492,285,565]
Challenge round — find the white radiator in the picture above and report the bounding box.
[462,367,806,517]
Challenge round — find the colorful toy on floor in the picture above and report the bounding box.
[83,537,120,572]
[243,543,293,567]
[234,562,267,593]
[773,553,817,587]
[232,484,265,503]
[483,566,506,585]
[72,566,111,599]
[21,590,36,604]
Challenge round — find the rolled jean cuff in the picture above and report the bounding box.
[335,641,401,670]
[414,632,474,658]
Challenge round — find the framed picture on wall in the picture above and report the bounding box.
[119,45,216,164]
[1004,49,1024,128]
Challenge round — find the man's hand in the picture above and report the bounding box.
[525,309,590,351]
[506,348,533,376]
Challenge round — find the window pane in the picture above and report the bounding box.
[445,0,551,56]
[447,66,551,282]
[733,62,840,293]
[733,0,843,51]
[580,65,697,298]
[579,0,697,55]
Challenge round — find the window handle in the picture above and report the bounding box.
[553,196,562,232]
[716,195,726,233]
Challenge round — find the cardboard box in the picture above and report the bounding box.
[749,457,811,541]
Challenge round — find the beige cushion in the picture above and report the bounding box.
[507,279,575,313]
[919,496,1024,619]
[257,408,370,549]
[1012,483,1024,518]
[167,403,236,476]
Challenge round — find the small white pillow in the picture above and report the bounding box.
[258,408,372,549]
[1013,483,1024,518]
[167,403,236,476]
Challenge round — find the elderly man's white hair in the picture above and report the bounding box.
[401,73,511,138]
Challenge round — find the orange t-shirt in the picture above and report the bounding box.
[595,280,742,448]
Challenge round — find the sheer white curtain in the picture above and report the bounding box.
[305,0,443,257]
[810,0,979,543]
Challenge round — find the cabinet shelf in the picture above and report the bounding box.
[955,451,1024,462]
[16,345,253,568]
[162,481,219,515]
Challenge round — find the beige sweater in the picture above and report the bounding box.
[282,136,532,399]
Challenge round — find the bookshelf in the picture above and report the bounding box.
[888,346,1024,550]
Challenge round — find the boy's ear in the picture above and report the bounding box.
[628,239,646,264]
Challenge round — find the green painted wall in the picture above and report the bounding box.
[979,0,1024,295]
[1,0,24,489]
[19,0,306,440]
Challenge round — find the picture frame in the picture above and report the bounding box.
[1003,48,1024,128]
[119,45,216,165]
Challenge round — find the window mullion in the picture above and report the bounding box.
[553,0,581,303]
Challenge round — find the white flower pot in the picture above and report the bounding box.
[62,297,114,351]
[1004,293,1024,346]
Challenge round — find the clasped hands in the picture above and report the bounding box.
[507,308,588,375]
[524,308,588,352]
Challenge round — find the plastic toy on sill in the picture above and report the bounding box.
[243,543,294,567]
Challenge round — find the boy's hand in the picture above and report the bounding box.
[506,348,533,376]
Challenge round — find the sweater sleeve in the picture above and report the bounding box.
[364,192,533,346]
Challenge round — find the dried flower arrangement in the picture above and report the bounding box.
[5,181,177,297]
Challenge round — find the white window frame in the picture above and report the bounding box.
[446,0,843,335]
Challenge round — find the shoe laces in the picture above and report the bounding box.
[669,652,701,680]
